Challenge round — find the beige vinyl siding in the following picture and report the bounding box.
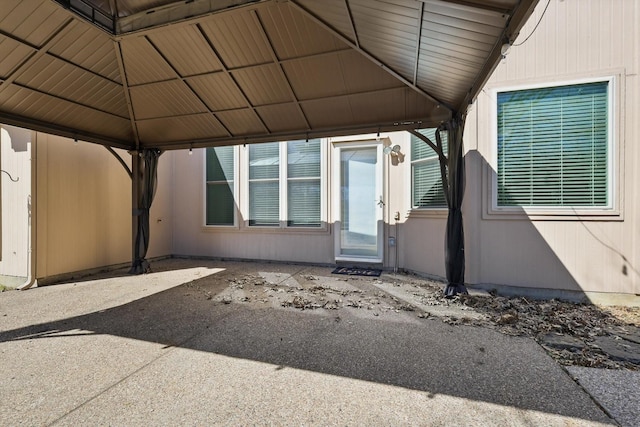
[34,134,172,280]
[462,0,639,295]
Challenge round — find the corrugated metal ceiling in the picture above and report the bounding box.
[0,0,539,150]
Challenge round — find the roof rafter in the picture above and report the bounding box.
[194,22,273,135]
[251,9,311,132]
[289,0,454,114]
[0,19,74,97]
[143,35,237,138]
[458,0,539,110]
[344,0,359,48]
[114,40,141,147]
[413,1,425,86]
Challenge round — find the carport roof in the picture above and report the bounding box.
[0,0,538,150]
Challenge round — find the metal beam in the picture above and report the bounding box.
[0,111,132,150]
[413,1,425,86]
[458,0,540,111]
[143,35,236,137]
[105,146,133,180]
[142,118,443,151]
[195,22,273,134]
[289,0,454,114]
[0,19,74,97]
[114,40,141,148]
[251,10,311,131]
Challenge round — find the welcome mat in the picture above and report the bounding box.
[331,266,382,277]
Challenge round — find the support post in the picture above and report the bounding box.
[130,151,142,273]
[410,114,468,297]
[442,115,467,297]
[129,149,161,274]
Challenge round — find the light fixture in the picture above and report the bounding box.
[500,41,511,58]
[189,145,193,155]
[383,144,401,156]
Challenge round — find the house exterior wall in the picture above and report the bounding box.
[5,0,633,296]
[171,0,639,297]
[462,0,640,295]
[0,125,31,278]
[34,133,172,281]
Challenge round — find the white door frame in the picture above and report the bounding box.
[332,140,384,263]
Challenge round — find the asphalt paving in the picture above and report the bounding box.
[0,259,630,426]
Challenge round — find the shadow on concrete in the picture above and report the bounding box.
[0,265,613,424]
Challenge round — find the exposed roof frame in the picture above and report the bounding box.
[430,0,514,14]
[192,22,273,134]
[288,0,455,114]
[458,0,539,110]
[116,0,268,34]
[114,40,141,147]
[143,35,237,138]
[0,109,131,149]
[0,19,74,97]
[250,9,312,131]
[413,1,425,86]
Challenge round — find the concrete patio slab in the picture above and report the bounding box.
[0,259,616,426]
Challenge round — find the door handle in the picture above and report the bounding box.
[377,196,385,207]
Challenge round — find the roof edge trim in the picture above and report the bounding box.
[0,112,133,150]
[458,0,540,112]
[145,118,452,151]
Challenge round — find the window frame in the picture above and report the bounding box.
[242,140,327,230]
[485,74,623,220]
[406,132,448,218]
[203,145,239,228]
[409,128,449,212]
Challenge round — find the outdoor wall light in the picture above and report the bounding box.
[501,42,511,58]
[383,144,401,156]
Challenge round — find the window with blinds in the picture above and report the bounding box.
[287,139,321,227]
[248,140,323,227]
[497,81,610,208]
[249,142,280,226]
[206,146,235,226]
[411,128,447,209]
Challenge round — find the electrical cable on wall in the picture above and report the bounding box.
[1,170,19,182]
[513,0,551,47]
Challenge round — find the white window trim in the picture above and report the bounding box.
[203,146,240,229]
[406,131,448,218]
[241,140,328,230]
[484,73,624,221]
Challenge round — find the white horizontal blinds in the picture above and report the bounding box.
[287,139,321,227]
[249,142,280,226]
[497,81,609,207]
[206,146,235,225]
[411,128,448,208]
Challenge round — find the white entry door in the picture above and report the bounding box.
[334,143,383,262]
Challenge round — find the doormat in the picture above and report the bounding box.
[332,266,382,277]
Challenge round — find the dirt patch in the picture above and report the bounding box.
[438,292,640,370]
[184,266,640,370]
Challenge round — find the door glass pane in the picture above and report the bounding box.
[340,147,378,257]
